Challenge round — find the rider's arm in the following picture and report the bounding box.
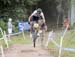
[28,15,32,22]
[41,12,45,23]
[41,12,47,31]
[28,10,37,22]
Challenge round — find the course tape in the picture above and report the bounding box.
[0,32,22,41]
[48,31,75,52]
[50,38,75,52]
[6,32,22,36]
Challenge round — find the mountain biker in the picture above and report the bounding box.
[28,8,47,38]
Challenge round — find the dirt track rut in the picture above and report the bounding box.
[4,44,54,57]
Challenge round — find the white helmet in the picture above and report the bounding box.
[37,8,42,14]
[9,18,12,22]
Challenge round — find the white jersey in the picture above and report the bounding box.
[8,22,12,29]
[8,22,12,34]
[31,10,45,21]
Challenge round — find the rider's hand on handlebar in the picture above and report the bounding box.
[28,21,30,24]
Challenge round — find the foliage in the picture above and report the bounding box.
[0,0,42,32]
[0,32,32,48]
[0,0,41,19]
[0,19,7,31]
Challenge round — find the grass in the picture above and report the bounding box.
[0,31,32,48]
[48,29,75,57]
[0,30,75,57]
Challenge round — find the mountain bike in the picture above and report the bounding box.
[32,21,39,48]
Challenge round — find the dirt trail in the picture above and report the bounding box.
[4,44,54,57]
[3,31,60,57]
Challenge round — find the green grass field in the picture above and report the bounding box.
[0,31,32,48]
[48,30,75,57]
[0,30,75,57]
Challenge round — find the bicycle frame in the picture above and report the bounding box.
[32,22,39,48]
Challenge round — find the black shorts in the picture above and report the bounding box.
[30,16,39,22]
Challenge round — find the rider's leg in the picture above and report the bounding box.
[37,23,40,37]
[42,23,47,31]
[33,27,40,37]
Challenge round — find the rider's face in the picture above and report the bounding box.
[36,12,41,16]
[37,11,41,14]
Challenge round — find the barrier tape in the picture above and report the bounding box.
[47,29,75,52]
[50,38,75,52]
[6,32,22,36]
[0,27,25,57]
[6,31,25,40]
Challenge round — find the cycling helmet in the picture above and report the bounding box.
[37,8,42,14]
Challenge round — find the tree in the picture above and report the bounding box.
[0,0,41,19]
[0,0,42,32]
